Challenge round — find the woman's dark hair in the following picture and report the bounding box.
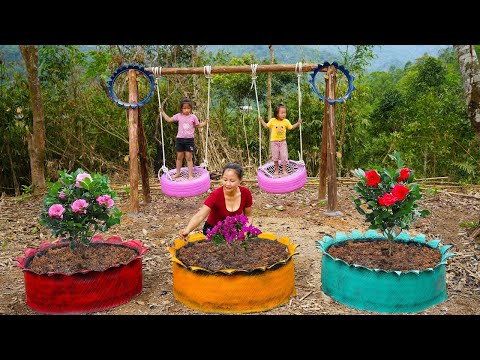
[273,103,286,119]
[179,97,193,111]
[222,162,244,180]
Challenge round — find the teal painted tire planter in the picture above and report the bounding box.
[316,230,455,313]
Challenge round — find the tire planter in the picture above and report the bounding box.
[159,166,211,197]
[257,160,307,194]
[168,232,298,313]
[16,235,148,315]
[316,229,455,313]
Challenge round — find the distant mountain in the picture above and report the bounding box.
[205,45,451,73]
[1,45,451,74]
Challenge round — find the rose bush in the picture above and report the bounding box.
[206,214,262,247]
[352,151,430,255]
[39,168,122,248]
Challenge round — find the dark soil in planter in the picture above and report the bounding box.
[27,243,138,275]
[176,238,289,272]
[327,239,442,271]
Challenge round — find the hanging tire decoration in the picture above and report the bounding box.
[309,61,356,105]
[107,64,156,108]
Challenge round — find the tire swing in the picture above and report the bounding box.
[255,63,307,194]
[154,66,211,198]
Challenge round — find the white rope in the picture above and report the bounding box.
[154,67,172,181]
[295,62,304,164]
[251,64,262,166]
[201,65,212,170]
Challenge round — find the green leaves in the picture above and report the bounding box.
[39,169,122,247]
[352,152,430,242]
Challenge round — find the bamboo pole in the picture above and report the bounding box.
[325,65,339,214]
[146,63,321,75]
[318,73,329,201]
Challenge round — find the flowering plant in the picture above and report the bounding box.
[39,168,122,248]
[352,151,430,256]
[206,214,262,247]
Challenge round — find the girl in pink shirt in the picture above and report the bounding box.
[159,97,208,180]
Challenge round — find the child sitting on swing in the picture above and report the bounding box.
[159,97,208,180]
[259,103,302,176]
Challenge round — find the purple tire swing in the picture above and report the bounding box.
[254,63,307,194]
[154,66,211,198]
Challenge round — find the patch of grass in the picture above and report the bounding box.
[423,187,440,196]
[459,220,480,229]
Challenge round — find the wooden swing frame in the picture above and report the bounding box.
[125,63,341,215]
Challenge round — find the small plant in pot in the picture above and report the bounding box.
[169,214,298,313]
[351,150,431,259]
[316,151,455,313]
[177,214,286,272]
[16,169,148,314]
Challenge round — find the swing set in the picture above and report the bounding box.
[107,61,355,215]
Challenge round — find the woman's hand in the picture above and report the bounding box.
[178,228,188,239]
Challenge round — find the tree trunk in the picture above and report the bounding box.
[19,45,46,196]
[454,45,480,144]
[4,134,20,196]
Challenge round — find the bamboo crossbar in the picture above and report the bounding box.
[145,63,323,75]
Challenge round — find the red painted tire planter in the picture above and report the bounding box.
[159,166,211,197]
[16,235,148,314]
[257,161,307,194]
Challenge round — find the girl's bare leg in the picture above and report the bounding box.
[175,152,184,178]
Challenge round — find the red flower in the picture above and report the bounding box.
[397,168,411,182]
[365,170,381,187]
[378,193,397,206]
[391,184,409,201]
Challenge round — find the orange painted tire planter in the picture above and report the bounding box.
[168,233,298,313]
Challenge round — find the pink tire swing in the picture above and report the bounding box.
[252,62,308,194]
[153,66,212,198]
[159,166,211,198]
[257,160,307,194]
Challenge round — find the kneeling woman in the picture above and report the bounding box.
[178,163,253,239]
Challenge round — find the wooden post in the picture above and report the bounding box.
[137,107,151,204]
[325,65,341,216]
[127,69,139,214]
[318,73,329,201]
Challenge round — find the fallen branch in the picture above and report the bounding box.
[299,290,313,302]
[441,191,480,200]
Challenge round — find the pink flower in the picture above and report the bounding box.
[71,199,88,214]
[391,184,409,201]
[58,191,66,200]
[397,168,411,182]
[48,204,66,219]
[96,195,114,208]
[378,193,397,207]
[75,173,92,188]
[365,170,381,187]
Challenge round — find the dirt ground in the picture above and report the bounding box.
[1,180,479,315]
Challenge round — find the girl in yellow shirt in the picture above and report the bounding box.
[259,103,302,176]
